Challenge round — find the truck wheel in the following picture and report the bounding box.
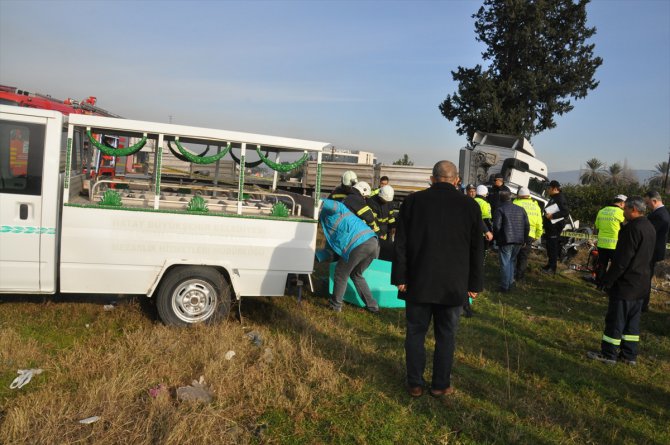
[156,266,232,326]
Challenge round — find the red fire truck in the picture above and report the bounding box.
[0,85,140,179]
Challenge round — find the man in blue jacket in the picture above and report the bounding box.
[319,199,380,313]
[493,191,529,292]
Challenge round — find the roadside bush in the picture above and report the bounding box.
[561,183,666,226]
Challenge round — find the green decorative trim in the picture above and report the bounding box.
[230,148,267,168]
[238,153,245,204]
[86,130,147,157]
[155,145,163,193]
[270,202,289,217]
[167,141,212,162]
[315,162,322,208]
[1,225,56,235]
[256,147,309,172]
[63,203,318,223]
[187,195,209,213]
[64,137,72,189]
[99,189,123,206]
[174,139,230,164]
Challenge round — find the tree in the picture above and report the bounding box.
[607,163,623,186]
[439,0,602,141]
[580,158,606,185]
[648,161,668,188]
[393,154,414,166]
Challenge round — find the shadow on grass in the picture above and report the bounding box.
[0,293,158,321]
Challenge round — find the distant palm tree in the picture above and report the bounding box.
[607,163,623,185]
[580,158,606,185]
[648,161,668,188]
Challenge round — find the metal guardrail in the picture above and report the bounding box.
[562,231,670,250]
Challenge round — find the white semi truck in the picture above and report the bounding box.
[459,131,550,203]
[0,105,330,326]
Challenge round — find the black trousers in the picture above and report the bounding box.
[601,298,643,360]
[546,234,561,270]
[595,248,615,285]
[405,301,461,390]
[643,261,657,311]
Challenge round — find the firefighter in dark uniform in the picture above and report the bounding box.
[587,196,655,365]
[367,185,396,261]
[328,170,358,201]
[343,181,379,235]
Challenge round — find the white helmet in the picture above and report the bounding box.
[353,181,371,197]
[517,186,530,197]
[342,170,358,187]
[379,185,394,202]
[476,185,489,197]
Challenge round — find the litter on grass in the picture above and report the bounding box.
[79,416,100,424]
[9,368,43,389]
[176,376,214,403]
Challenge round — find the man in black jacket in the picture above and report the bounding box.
[643,190,670,312]
[542,180,570,274]
[493,191,529,292]
[392,161,484,398]
[488,173,510,217]
[587,196,656,365]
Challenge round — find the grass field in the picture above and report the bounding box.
[1,254,669,444]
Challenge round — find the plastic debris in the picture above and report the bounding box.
[261,348,274,364]
[526,307,531,310]
[103,304,115,311]
[245,331,263,347]
[79,416,100,424]
[9,368,43,389]
[148,383,168,399]
[224,350,236,360]
[176,376,214,403]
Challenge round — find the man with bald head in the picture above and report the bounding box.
[392,160,484,398]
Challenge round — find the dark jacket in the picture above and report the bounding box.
[493,201,529,245]
[391,182,484,306]
[543,192,570,236]
[488,184,510,216]
[328,185,351,201]
[367,195,395,240]
[648,206,670,262]
[343,190,379,233]
[602,216,656,300]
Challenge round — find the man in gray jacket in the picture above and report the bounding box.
[493,191,529,292]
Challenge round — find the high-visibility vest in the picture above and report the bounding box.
[595,205,624,250]
[474,196,492,220]
[514,198,544,239]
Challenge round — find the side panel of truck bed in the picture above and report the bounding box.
[59,205,317,296]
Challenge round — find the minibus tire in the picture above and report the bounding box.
[156,266,231,326]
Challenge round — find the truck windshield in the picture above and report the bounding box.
[528,177,547,197]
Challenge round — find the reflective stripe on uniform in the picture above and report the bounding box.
[602,334,621,345]
[331,193,347,200]
[622,334,639,342]
[357,205,372,216]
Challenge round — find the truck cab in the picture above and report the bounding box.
[459,131,549,204]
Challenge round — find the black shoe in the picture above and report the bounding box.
[498,286,509,293]
[586,351,616,365]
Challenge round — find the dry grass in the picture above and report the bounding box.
[1,252,669,444]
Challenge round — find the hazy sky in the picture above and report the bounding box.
[1,0,668,173]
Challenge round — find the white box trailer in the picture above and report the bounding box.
[0,105,330,325]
